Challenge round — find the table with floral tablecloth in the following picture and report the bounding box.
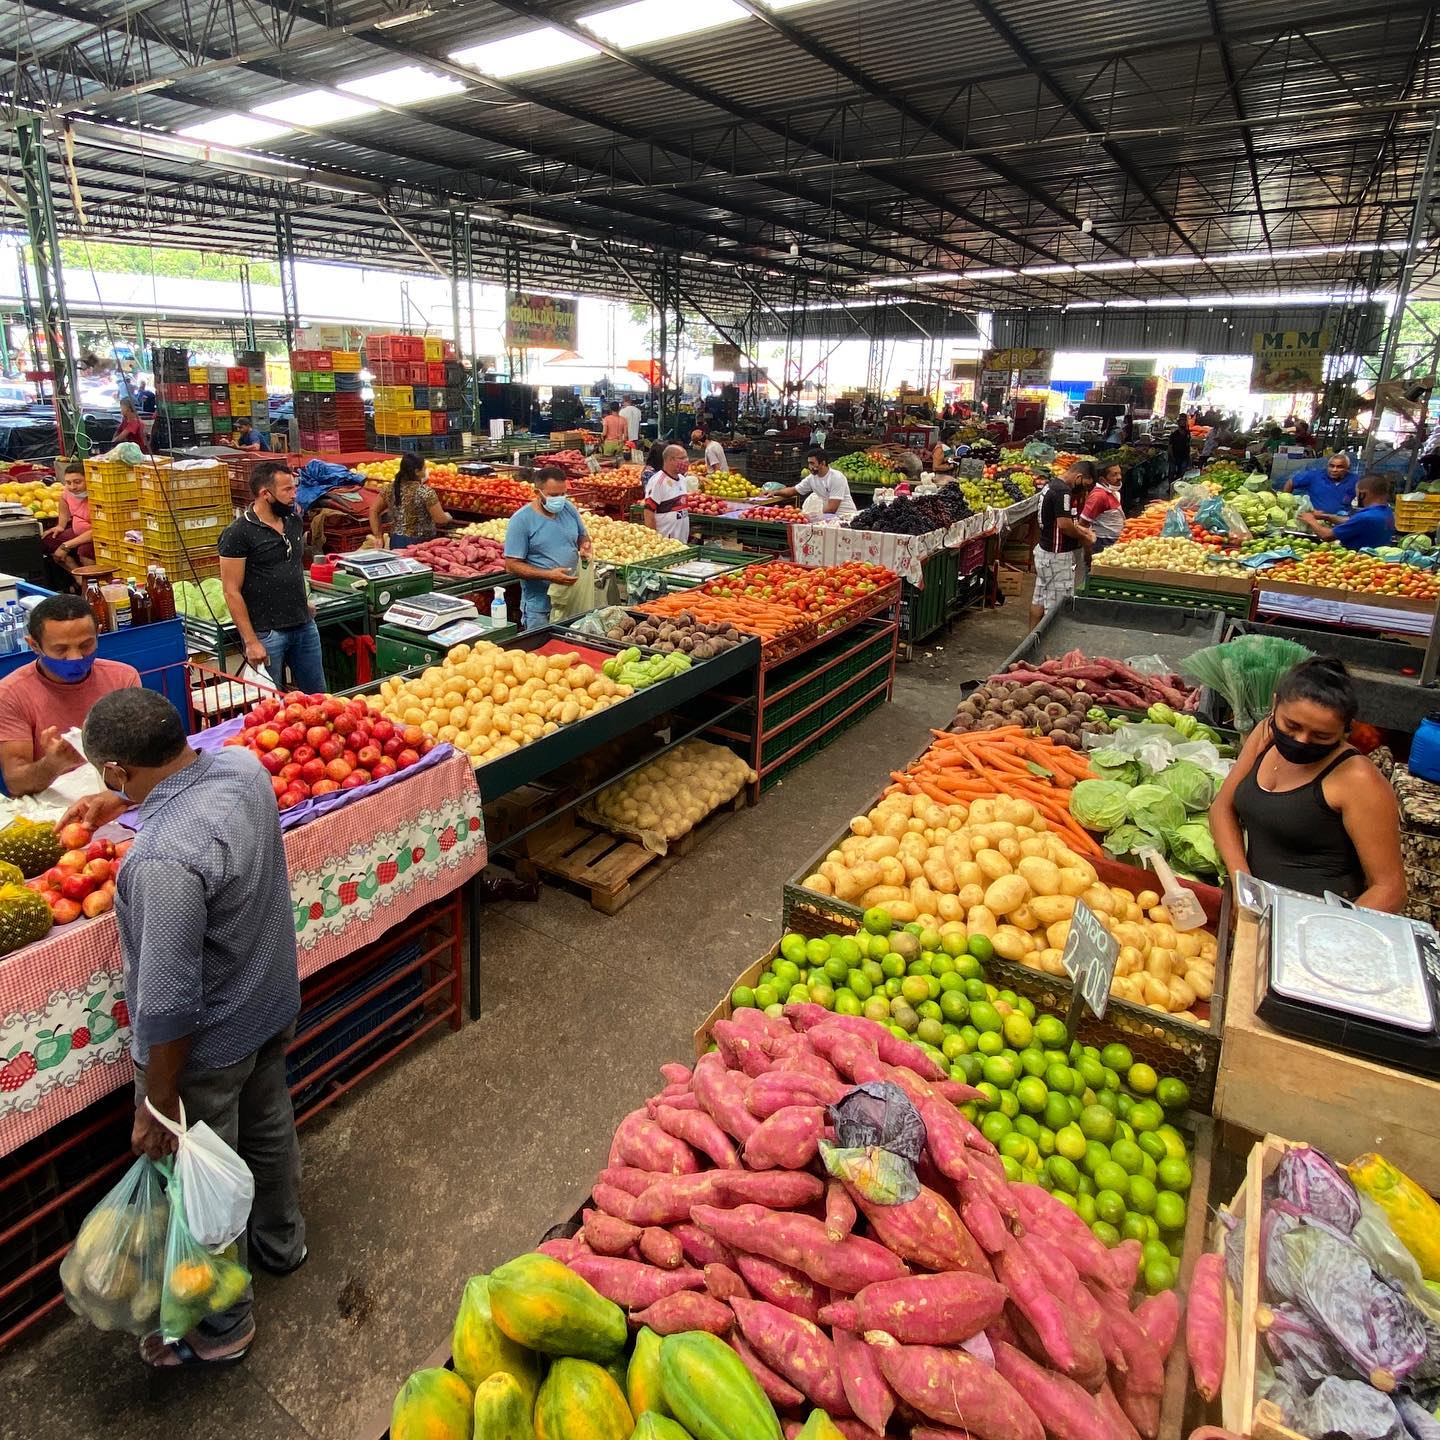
[0,750,486,1157]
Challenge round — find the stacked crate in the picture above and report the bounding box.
[367,334,463,454]
[85,454,167,577]
[139,457,232,584]
[153,347,197,449]
[290,348,365,453]
[234,349,271,448]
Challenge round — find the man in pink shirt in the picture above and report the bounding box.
[0,594,140,795]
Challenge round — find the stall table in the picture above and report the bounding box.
[182,587,371,688]
[1214,913,1440,1194]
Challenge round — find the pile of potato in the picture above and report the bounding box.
[590,740,755,843]
[802,790,1216,1024]
[604,610,747,660]
[367,641,633,764]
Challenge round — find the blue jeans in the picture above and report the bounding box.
[258,619,326,694]
[520,599,551,631]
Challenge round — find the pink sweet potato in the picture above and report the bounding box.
[994,1241,1078,1375]
[714,1018,776,1078]
[691,1203,909,1293]
[609,1109,648,1166]
[803,1008,948,1080]
[1069,1276,1127,1375]
[628,1173,724,1227]
[783,1424,885,1440]
[1110,1238,1142,1293]
[744,1106,826,1170]
[671,1221,736,1270]
[834,1325,895,1435]
[730,1296,851,1416]
[599,1165,662,1197]
[713,1171,826,1210]
[1134,1289,1181,1362]
[847,1183,988,1275]
[630,1290,733,1336]
[584,1209,642,1256]
[1096,1382,1142,1440]
[1012,1184,1121,1291]
[653,1104,742,1169]
[734,1253,825,1323]
[653,1082,692,1105]
[865,1331,1043,1440]
[1007,1303,1106,1395]
[693,1053,760,1142]
[826,1181,857,1243]
[775,1050,843,1083]
[992,1340,1124,1440]
[620,1117,701,1175]
[932,1079,984,1104]
[730,1333,806,1410]
[1091,1285,1164,1397]
[1018,1230,1079,1304]
[819,1271,1007,1345]
[703,1263,750,1302]
[1185,1251,1224,1403]
[639,1226,683,1269]
[660,1062,692,1086]
[746,1070,846,1118]
[592,1182,639,1222]
[1113,1371,1160,1440]
[958,1182,1010,1256]
[647,1091,700,1114]
[537,1236,586,1262]
[565,1254,705,1309]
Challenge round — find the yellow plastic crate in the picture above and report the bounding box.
[142,460,230,511]
[1395,495,1440,533]
[423,337,443,362]
[143,508,228,551]
[120,543,149,579]
[91,537,119,570]
[229,384,249,406]
[90,500,143,537]
[188,367,208,384]
[331,350,361,373]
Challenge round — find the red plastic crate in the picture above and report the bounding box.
[427,412,445,433]
[401,336,425,361]
[211,399,231,416]
[427,363,446,387]
[226,367,247,384]
[443,339,458,360]
[312,351,334,371]
[316,430,341,449]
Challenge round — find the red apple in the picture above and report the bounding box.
[284,704,307,724]
[42,866,66,889]
[371,719,395,744]
[320,697,345,720]
[84,839,112,861]
[356,744,382,769]
[350,768,372,785]
[317,738,341,763]
[396,747,420,769]
[301,705,325,726]
[253,727,281,752]
[305,725,330,749]
[325,758,352,782]
[278,787,305,809]
[339,773,366,790]
[279,762,303,783]
[82,889,113,918]
[341,750,358,769]
[333,713,357,736]
[242,710,264,729]
[50,897,82,924]
[60,872,94,902]
[288,780,311,800]
[418,738,434,754]
[310,778,340,795]
[278,724,304,748]
[271,775,288,797]
[300,758,327,784]
[58,821,92,850]
[293,744,316,765]
[268,747,291,767]
[402,725,424,748]
[371,756,397,778]
[82,858,113,884]
[59,848,88,872]
[113,839,132,862]
[259,750,286,775]
[348,697,369,715]
[351,726,371,749]
[382,736,404,758]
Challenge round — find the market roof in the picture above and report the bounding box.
[3,0,1438,321]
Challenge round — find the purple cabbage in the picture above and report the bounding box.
[1220,1210,1246,1296]
[1262,1202,1307,1303]
[1260,1301,1357,1389]
[1282,1223,1429,1389]
[1396,1395,1440,1440]
[1295,1378,1406,1440]
[1276,1144,1362,1235]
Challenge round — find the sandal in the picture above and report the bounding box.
[141,1328,254,1369]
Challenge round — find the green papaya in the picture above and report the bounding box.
[534,1358,633,1440]
[489,1253,626,1361]
[453,1276,542,1406]
[474,1372,535,1440]
[630,1416,692,1440]
[626,1328,668,1420]
[392,1366,474,1440]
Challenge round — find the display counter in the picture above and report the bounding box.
[1214,913,1440,1194]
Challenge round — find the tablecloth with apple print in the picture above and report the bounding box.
[0,750,485,1157]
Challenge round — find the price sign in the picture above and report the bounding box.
[1061,899,1119,1028]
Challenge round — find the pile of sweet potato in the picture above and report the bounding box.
[540,1004,1194,1440]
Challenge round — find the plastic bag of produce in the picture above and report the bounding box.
[820,1082,924,1204]
[1161,503,1192,537]
[144,1096,254,1249]
[1069,778,1131,832]
[60,1155,169,1334]
[159,1167,251,1343]
[1349,1154,1440,1283]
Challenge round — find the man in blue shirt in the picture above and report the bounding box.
[1299,474,1397,550]
[1285,452,1356,518]
[503,465,592,629]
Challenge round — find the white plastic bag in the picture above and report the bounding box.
[238,658,276,690]
[145,1096,254,1249]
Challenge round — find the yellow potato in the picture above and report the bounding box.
[1038,947,1067,976]
[983,874,1031,916]
[957,883,985,909]
[1174,932,1203,960]
[1019,837,1048,858]
[1016,856,1062,897]
[1058,869,1092,897]
[976,850,1012,881]
[954,861,985,890]
[1141,974,1172,1008]
[1009,904,1040,931]
[1187,965,1214,1000]
[1145,950,1173,982]
[936,893,965,922]
[1116,945,1144,977]
[1081,884,1116,916]
[1046,919,1071,950]
[966,905,998,938]
[1168,976,1197,1011]
[849,815,874,838]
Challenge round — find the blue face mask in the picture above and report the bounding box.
[543,495,568,515]
[41,653,96,683]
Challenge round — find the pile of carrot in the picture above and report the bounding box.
[885,725,1104,857]
[636,592,815,647]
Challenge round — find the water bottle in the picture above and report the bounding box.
[489,588,508,630]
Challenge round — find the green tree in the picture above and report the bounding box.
[58,240,279,286]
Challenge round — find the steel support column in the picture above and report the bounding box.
[239,261,257,351]
[274,211,299,350]
[16,120,85,457]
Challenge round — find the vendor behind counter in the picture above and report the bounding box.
[1297,473,1397,550]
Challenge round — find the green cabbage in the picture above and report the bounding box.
[1103,823,1152,859]
[1126,784,1186,836]
[1091,755,1141,787]
[1169,820,1222,876]
[1069,779,1131,833]
[1152,759,1217,813]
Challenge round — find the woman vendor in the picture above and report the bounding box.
[1211,657,1405,910]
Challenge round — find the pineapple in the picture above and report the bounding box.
[0,883,53,954]
[0,818,63,878]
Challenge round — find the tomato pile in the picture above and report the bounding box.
[1267,547,1440,600]
[704,560,892,623]
[432,473,534,515]
[229,691,436,810]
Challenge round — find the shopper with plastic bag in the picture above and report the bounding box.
[75,687,307,1368]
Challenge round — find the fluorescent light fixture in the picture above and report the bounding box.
[508,218,565,235]
[1073,260,1137,273]
[763,0,824,7]
[965,268,1016,280]
[869,277,920,288]
[253,90,378,126]
[374,6,434,28]
[580,0,748,48]
[1021,264,1075,276]
[450,26,599,78]
[339,66,466,104]
[176,114,293,146]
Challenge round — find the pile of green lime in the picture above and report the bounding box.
[730,909,1195,1293]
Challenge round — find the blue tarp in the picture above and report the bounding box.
[295,458,365,511]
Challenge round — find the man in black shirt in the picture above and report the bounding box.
[218,461,327,693]
[1030,460,1096,628]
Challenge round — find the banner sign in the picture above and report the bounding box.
[505,292,579,350]
[712,343,741,371]
[981,347,1053,389]
[1251,329,1330,393]
[1103,358,1155,379]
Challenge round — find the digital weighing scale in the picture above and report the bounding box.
[325,552,433,611]
[1248,877,1440,1076]
[377,592,516,671]
[384,591,480,635]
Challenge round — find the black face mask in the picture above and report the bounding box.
[1270,712,1340,765]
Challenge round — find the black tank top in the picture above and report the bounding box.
[1232,740,1366,899]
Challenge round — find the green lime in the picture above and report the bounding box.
[1034,1014,1069,1048]
[1128,1176,1158,1215]
[805,938,831,967]
[1120,1212,1149,1243]
[967,934,994,963]
[964,978,988,1002]
[731,985,756,1009]
[883,978,902,999]
[867,934,891,961]
[848,972,873,1002]
[862,906,892,935]
[1079,1105,1116,1144]
[1144,1216,1161,1242]
[997,1089,1020,1119]
[917,1018,944,1047]
[955,955,982,980]
[862,959,884,985]
[1094,1089,1120,1115]
[1093,1160,1130,1196]
[888,1024,909,1042]
[1092,1219,1121,1249]
[939,990,969,1023]
[1127,1062,1158,1095]
[835,936,862,965]
[862,998,891,1023]
[1115,1120,1135,1144]
[976,1030,1004,1057]
[974,1082,1000,1111]
[918,1000,942,1022]
[1078,1055,1108,1091]
[1095,1188,1126,1225]
[1083,1141,1111,1177]
[1018,996,1036,1020]
[891,1003,918,1034]
[1036,1128,1055,1158]
[881,953,905,979]
[773,959,801,988]
[1138,1131,1168,1162]
[904,922,924,937]
[1154,1191,1187,1232]
[918,927,942,952]
[1157,1157,1192,1193]
[960,1025,980,1049]
[981,1112,1013,1145]
[941,931,968,958]
[786,984,809,1005]
[1110,1138,1143,1175]
[1044,1063,1075,1096]
[999,1154,1023,1183]
[1056,1124,1087,1162]
[1077,1173,1097,1198]
[779,933,808,965]
[942,1033,966,1060]
[970,1001,1002,1034]
[824,955,850,984]
[1142,1237,1171,1269]
[1043,1093,1073,1133]
[1016,1077,1049,1115]
[1156,1076,1191,1111]
[1003,1013,1034,1049]
[807,982,835,1009]
[932,954,955,977]
[1051,1190,1079,1213]
[1100,1042,1133,1073]
[1067,1094,1084,1122]
[908,956,933,977]
[955,1055,984,1085]
[1046,1155,1080,1193]
[1017,1048,1046,1078]
[1076,1193,1097,1225]
[1129,1099,1164,1133]
[835,990,862,1016]
[1013,1114,1041,1142]
[1157,1125,1188,1161]
[982,1055,1018,1088]
[938,971,964,993]
[1140,1154,1157,1184]
[999,1132,1032,1163]
[1116,1094,1135,1123]
[1143,1258,1174,1294]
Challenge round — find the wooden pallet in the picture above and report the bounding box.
[527,791,747,914]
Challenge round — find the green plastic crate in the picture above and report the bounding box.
[762,688,887,791]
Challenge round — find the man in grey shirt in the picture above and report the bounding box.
[79,688,305,1368]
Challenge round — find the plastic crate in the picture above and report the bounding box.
[1396,495,1440,533]
[141,461,230,511]
[90,499,142,535]
[762,688,886,790]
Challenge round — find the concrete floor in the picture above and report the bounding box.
[1,603,1028,1440]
